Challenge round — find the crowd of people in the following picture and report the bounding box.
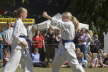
[0,24,108,68]
[0,7,108,72]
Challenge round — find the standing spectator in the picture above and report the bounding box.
[45,27,56,63]
[2,22,13,65]
[0,33,3,59]
[78,29,91,60]
[53,29,61,52]
[90,34,101,53]
[85,29,92,53]
[32,30,45,62]
[2,22,13,53]
[91,52,108,68]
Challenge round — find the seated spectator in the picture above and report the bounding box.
[103,53,108,67]
[3,49,10,66]
[76,48,88,68]
[31,48,47,67]
[87,52,95,67]
[91,49,105,68]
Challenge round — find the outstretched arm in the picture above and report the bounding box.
[42,11,52,20]
[42,12,65,30]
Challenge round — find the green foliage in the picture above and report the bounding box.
[0,15,12,18]
[0,0,107,34]
[67,0,108,34]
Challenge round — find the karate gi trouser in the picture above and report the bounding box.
[3,47,32,72]
[52,42,85,72]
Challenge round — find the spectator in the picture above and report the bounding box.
[2,22,13,65]
[90,34,101,53]
[77,29,90,60]
[91,49,104,67]
[45,27,56,62]
[53,29,61,52]
[76,48,88,68]
[31,48,47,67]
[85,29,92,51]
[103,53,108,67]
[0,33,3,59]
[2,22,13,53]
[32,30,45,62]
[87,51,94,67]
[74,29,81,46]
[3,48,10,66]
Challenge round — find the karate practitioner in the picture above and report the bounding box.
[43,12,85,72]
[3,7,32,72]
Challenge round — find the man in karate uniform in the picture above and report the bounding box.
[43,12,85,72]
[3,7,32,72]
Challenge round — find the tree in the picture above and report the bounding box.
[0,0,107,34]
[67,0,108,34]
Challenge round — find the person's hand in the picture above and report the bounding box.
[43,11,49,18]
[22,41,28,47]
[42,11,52,19]
[19,41,28,48]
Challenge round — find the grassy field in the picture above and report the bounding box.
[0,60,108,72]
[0,67,108,72]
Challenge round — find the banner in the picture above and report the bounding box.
[0,18,35,24]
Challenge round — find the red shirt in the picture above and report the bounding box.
[32,35,44,48]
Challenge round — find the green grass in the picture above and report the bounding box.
[0,59,108,72]
[0,67,108,72]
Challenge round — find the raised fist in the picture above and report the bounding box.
[42,11,49,18]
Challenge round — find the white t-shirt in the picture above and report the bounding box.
[2,27,13,44]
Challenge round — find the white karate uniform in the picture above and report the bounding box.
[51,18,85,72]
[3,18,32,72]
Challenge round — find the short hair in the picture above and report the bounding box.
[62,12,73,20]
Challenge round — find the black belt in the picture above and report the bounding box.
[62,39,74,45]
[19,35,27,38]
[19,35,32,49]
